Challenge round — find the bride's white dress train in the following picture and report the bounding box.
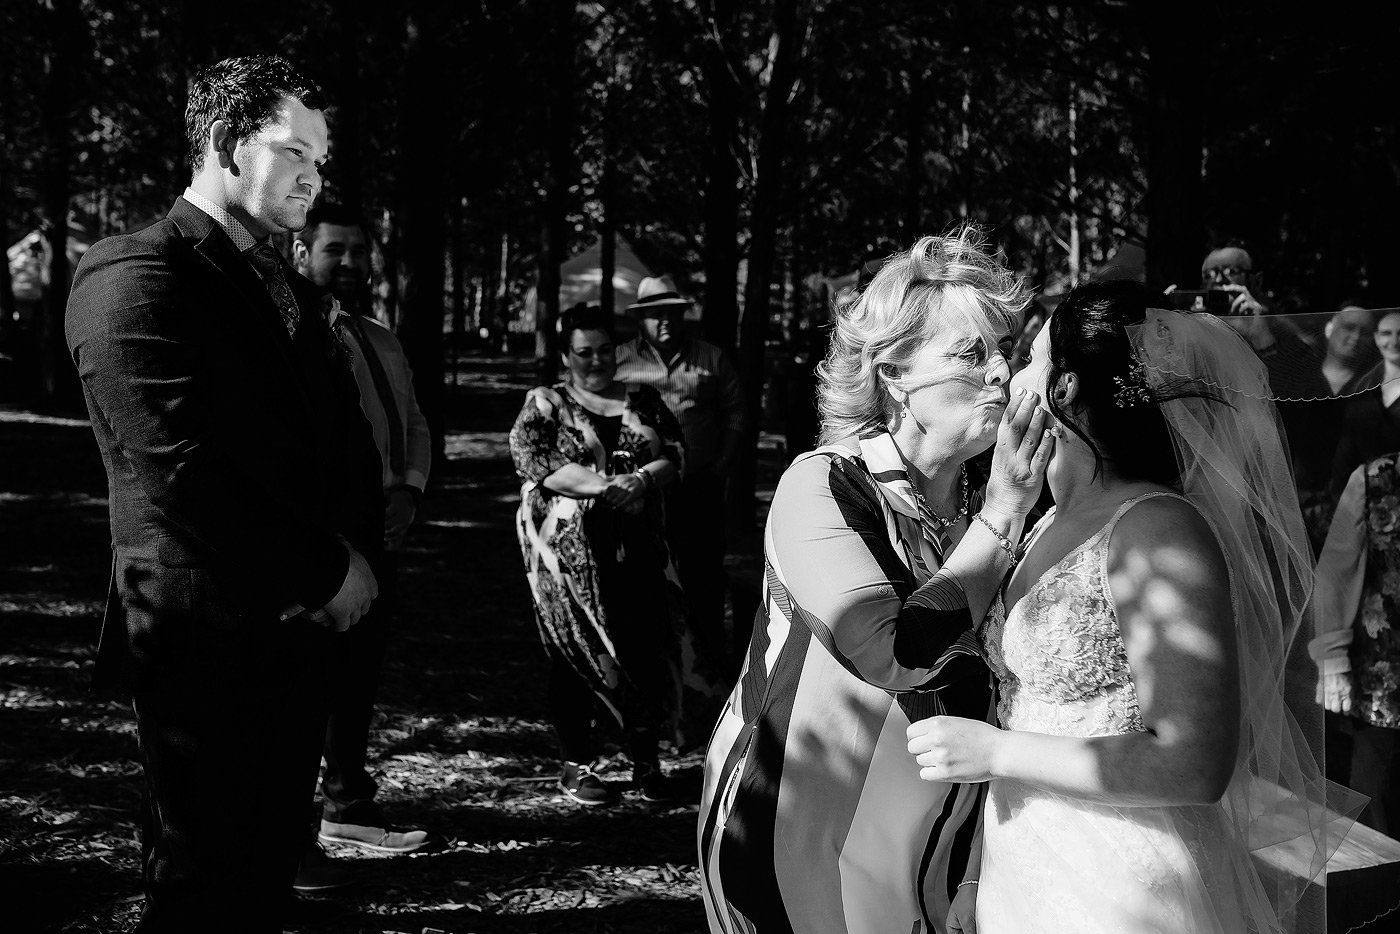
[978,494,1255,934]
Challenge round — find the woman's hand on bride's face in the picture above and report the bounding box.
[982,388,1057,521]
[906,715,1004,784]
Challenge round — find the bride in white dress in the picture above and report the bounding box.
[907,282,1345,934]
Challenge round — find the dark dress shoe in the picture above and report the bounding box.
[633,763,676,803]
[293,843,356,893]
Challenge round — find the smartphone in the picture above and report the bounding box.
[1165,289,1235,315]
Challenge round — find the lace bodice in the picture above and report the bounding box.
[980,495,1183,738]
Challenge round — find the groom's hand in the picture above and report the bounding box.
[320,545,379,631]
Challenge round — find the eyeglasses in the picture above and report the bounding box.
[1202,265,1251,282]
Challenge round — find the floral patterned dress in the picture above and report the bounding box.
[1316,453,1400,729]
[509,381,720,745]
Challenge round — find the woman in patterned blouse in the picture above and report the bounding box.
[698,227,1055,934]
[509,303,695,807]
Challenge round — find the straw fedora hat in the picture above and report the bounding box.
[627,275,691,312]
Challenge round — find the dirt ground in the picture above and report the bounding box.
[0,353,782,934]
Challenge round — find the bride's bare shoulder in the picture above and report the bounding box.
[1111,494,1229,589]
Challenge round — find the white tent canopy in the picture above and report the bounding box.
[518,235,655,333]
[6,225,93,311]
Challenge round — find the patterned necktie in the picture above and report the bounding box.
[245,242,300,337]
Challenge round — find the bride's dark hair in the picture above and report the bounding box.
[1046,280,1223,486]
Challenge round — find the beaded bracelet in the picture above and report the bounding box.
[972,512,1017,564]
[633,466,655,489]
[957,879,980,888]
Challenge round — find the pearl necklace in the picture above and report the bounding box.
[909,465,970,531]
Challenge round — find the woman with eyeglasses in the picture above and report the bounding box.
[510,303,692,807]
[698,227,1054,934]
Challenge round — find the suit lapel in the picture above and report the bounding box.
[168,198,309,398]
[171,199,275,319]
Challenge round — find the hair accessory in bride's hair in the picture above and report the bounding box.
[1112,359,1154,409]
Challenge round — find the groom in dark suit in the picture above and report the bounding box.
[65,56,383,932]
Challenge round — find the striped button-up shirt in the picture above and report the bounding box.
[614,337,747,473]
[699,430,992,933]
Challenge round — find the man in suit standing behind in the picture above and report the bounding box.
[65,56,382,932]
[291,204,436,862]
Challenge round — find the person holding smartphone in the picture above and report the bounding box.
[1165,245,1338,541]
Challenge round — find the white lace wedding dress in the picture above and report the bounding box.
[977,493,1255,934]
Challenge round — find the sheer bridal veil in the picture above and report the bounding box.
[1130,309,1366,933]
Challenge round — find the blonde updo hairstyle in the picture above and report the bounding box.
[817,225,1031,444]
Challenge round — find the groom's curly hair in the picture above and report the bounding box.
[185,56,327,172]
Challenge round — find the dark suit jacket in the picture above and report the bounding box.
[66,197,383,691]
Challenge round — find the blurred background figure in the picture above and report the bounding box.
[509,303,687,806]
[615,277,746,682]
[1332,310,1400,499]
[1287,301,1382,547]
[1319,302,1379,397]
[1313,450,1400,834]
[291,204,437,882]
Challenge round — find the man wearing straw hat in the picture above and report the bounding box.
[616,276,747,680]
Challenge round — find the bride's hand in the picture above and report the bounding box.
[906,716,1004,783]
[981,389,1056,522]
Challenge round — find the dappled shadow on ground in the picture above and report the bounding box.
[0,354,744,934]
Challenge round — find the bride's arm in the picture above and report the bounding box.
[909,496,1241,807]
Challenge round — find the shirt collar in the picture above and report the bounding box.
[182,187,259,252]
[637,336,689,367]
[857,431,922,522]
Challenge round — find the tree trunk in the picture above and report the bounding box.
[698,0,741,354]
[450,195,466,391]
[495,231,509,351]
[903,66,926,243]
[534,0,575,386]
[39,0,81,404]
[172,0,209,192]
[731,0,803,528]
[599,126,616,316]
[598,74,617,317]
[1144,5,1204,294]
[958,79,971,220]
[1067,80,1080,285]
[381,208,400,329]
[398,7,449,460]
[0,40,16,335]
[334,7,365,213]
